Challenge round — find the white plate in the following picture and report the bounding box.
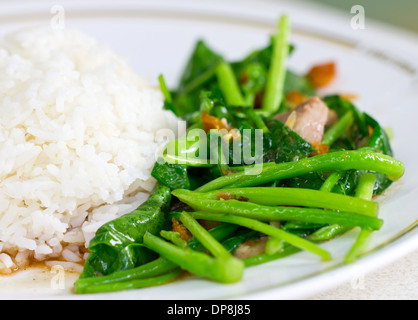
[0,0,417,300]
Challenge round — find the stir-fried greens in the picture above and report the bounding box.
[74,15,405,294]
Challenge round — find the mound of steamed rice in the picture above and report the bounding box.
[0,27,179,273]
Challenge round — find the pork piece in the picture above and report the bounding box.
[274,97,329,146]
[233,238,267,260]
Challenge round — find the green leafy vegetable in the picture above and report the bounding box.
[151,159,191,190]
[80,184,172,278]
[75,14,405,294]
[263,119,313,163]
[261,15,290,115]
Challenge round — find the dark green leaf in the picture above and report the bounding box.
[172,40,223,117]
[80,184,172,278]
[263,119,313,163]
[151,159,190,190]
[364,113,393,157]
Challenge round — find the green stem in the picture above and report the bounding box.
[187,211,331,261]
[78,268,181,294]
[182,63,220,95]
[158,74,173,103]
[182,187,378,217]
[216,61,246,107]
[345,173,377,263]
[180,212,231,259]
[74,257,177,294]
[320,171,344,192]
[222,161,277,172]
[265,235,285,255]
[261,15,290,115]
[143,232,244,283]
[160,230,188,248]
[284,221,324,230]
[308,224,351,242]
[163,137,213,167]
[322,111,354,146]
[244,246,300,267]
[247,109,270,133]
[76,224,241,293]
[195,150,405,192]
[187,223,239,251]
[353,173,377,202]
[172,190,383,230]
[307,171,348,241]
[309,173,377,245]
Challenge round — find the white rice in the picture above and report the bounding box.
[0,26,180,273]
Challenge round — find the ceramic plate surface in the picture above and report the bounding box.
[0,0,417,300]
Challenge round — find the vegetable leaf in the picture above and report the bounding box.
[151,159,191,190]
[263,119,313,163]
[172,40,223,118]
[80,184,172,278]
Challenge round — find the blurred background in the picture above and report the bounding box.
[304,0,418,33]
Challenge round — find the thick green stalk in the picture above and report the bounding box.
[345,173,377,263]
[74,257,177,294]
[244,246,300,267]
[261,15,290,115]
[322,111,354,146]
[143,232,244,283]
[308,171,349,241]
[265,240,285,255]
[187,211,331,261]
[172,190,383,230]
[309,173,377,245]
[183,187,378,217]
[188,223,239,251]
[308,224,351,242]
[195,150,405,192]
[266,171,342,254]
[160,230,188,248]
[163,137,212,167]
[353,173,377,201]
[265,236,285,256]
[216,61,246,106]
[283,221,324,230]
[320,171,344,192]
[180,212,232,260]
[247,109,270,133]
[264,221,285,256]
[78,268,181,294]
